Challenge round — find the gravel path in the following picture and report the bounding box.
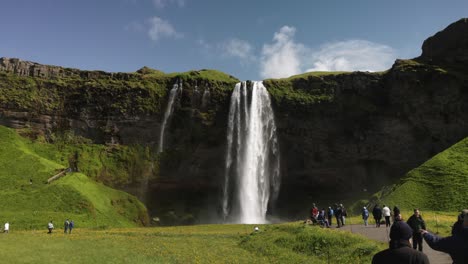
[334,223,452,263]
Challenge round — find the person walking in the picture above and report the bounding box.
[393,206,401,222]
[327,206,334,227]
[48,220,54,234]
[4,222,9,233]
[372,204,383,228]
[340,204,347,226]
[362,207,369,226]
[372,221,429,264]
[69,220,74,234]
[382,205,391,227]
[407,209,426,252]
[64,219,70,234]
[335,204,343,228]
[421,209,468,264]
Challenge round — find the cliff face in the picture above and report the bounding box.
[1,19,467,220]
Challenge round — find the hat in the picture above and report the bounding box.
[363,207,367,209]
[390,221,413,241]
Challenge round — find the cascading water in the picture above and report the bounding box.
[158,82,180,153]
[222,81,280,224]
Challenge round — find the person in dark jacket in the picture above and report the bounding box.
[407,209,426,252]
[334,204,343,228]
[372,221,429,264]
[394,206,401,222]
[327,206,334,227]
[372,205,383,228]
[421,209,468,264]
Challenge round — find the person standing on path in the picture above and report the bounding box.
[48,220,54,234]
[335,204,343,228]
[64,219,69,234]
[372,205,383,228]
[69,220,74,234]
[394,206,401,222]
[4,222,9,233]
[341,204,347,226]
[407,209,426,252]
[362,207,369,226]
[372,221,429,264]
[421,209,468,264]
[327,206,334,227]
[383,205,391,227]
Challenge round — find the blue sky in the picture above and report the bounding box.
[1,0,467,80]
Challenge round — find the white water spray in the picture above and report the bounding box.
[158,82,180,153]
[222,81,280,224]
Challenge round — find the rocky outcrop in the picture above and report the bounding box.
[420,18,468,65]
[0,57,135,80]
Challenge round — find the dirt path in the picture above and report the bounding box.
[335,223,452,263]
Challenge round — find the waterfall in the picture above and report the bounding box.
[201,88,211,109]
[158,82,180,153]
[222,81,280,224]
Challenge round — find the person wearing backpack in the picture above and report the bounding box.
[362,207,369,226]
[69,220,74,234]
[327,206,334,226]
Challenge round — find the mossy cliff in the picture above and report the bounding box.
[1,18,467,221]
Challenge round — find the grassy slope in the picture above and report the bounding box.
[0,223,384,264]
[0,126,148,229]
[374,137,468,212]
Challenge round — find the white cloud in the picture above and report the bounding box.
[260,26,306,79]
[147,16,182,42]
[306,40,396,72]
[153,0,185,9]
[221,38,254,60]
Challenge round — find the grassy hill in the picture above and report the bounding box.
[0,126,148,229]
[372,137,468,211]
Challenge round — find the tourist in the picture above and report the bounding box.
[393,206,401,222]
[4,222,9,233]
[48,220,54,234]
[310,203,319,224]
[372,204,382,228]
[407,209,426,252]
[362,207,369,226]
[340,204,347,226]
[382,205,391,227]
[421,209,468,264]
[318,209,329,228]
[372,221,429,264]
[64,219,70,234]
[69,220,74,234]
[334,204,343,228]
[327,206,334,226]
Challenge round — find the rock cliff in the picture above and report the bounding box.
[0,19,467,221]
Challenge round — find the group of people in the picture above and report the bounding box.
[47,219,74,234]
[363,204,399,228]
[309,203,347,228]
[372,208,468,264]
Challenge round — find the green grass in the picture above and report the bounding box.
[372,137,468,212]
[0,222,384,263]
[0,126,148,229]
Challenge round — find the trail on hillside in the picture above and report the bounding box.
[335,224,452,264]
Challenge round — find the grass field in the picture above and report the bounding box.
[0,222,385,264]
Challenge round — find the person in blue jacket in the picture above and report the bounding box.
[421,209,468,264]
